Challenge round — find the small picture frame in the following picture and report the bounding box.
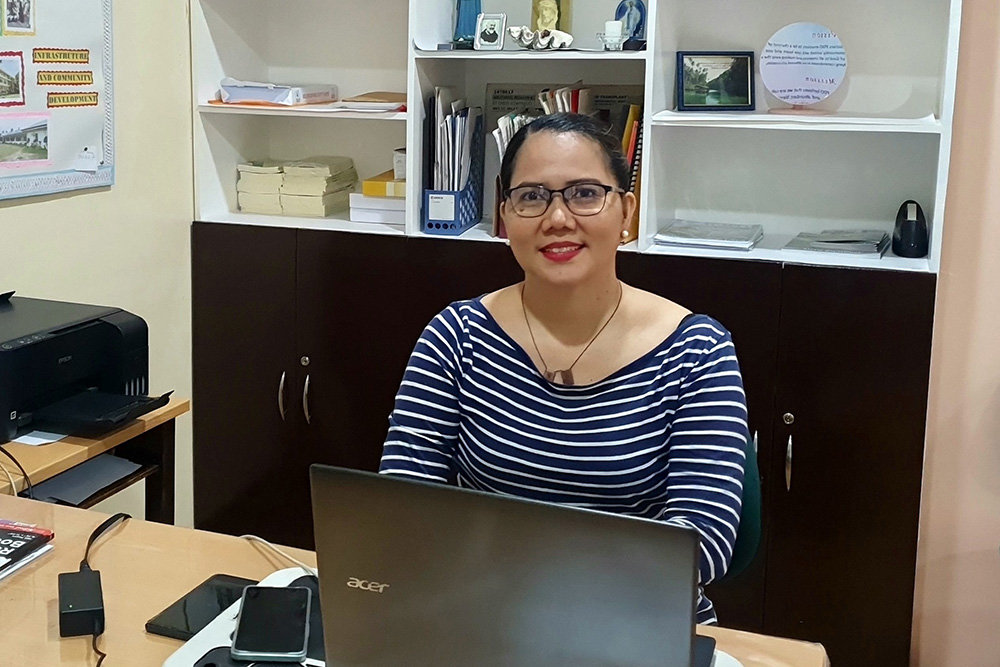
[676,51,755,112]
[474,13,506,51]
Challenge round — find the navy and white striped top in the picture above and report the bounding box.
[379,297,748,624]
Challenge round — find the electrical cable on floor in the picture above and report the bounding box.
[0,444,33,498]
[92,632,107,667]
[239,534,317,577]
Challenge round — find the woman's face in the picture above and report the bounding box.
[500,131,635,288]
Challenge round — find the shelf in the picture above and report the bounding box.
[201,210,407,236]
[414,48,647,61]
[198,104,407,121]
[650,111,943,134]
[643,235,931,273]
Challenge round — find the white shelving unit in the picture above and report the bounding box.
[191,0,962,274]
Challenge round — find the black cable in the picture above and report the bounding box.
[81,512,131,571]
[0,443,32,499]
[92,632,107,667]
[83,512,130,667]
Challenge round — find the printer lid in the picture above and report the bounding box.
[0,296,121,344]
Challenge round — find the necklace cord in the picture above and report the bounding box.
[521,282,624,382]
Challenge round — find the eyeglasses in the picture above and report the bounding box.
[503,183,624,218]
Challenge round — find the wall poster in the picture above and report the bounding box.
[0,0,113,201]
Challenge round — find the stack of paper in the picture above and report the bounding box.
[783,229,891,257]
[237,161,283,215]
[349,192,405,225]
[654,219,764,251]
[278,156,358,217]
[432,86,481,192]
[219,78,337,106]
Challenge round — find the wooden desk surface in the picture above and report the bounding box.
[0,398,190,495]
[0,496,829,667]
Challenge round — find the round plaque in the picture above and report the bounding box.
[760,22,847,108]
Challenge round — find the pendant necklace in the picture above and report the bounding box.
[521,282,624,386]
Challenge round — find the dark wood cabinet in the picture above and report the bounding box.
[192,223,936,664]
[763,265,936,666]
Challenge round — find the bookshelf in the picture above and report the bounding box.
[191,0,962,273]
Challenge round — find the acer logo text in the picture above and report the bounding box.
[346,577,389,593]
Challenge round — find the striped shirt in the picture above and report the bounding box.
[379,297,748,624]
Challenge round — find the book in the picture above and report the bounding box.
[349,207,405,225]
[349,192,406,211]
[236,160,283,175]
[654,219,764,251]
[237,171,283,194]
[1,519,55,581]
[362,169,406,198]
[341,91,406,109]
[237,192,282,215]
[783,229,890,256]
[282,156,355,179]
[280,191,351,217]
[280,173,357,197]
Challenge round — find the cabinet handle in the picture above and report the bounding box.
[785,435,793,491]
[277,371,287,421]
[303,374,311,425]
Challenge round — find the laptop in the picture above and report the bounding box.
[309,465,710,667]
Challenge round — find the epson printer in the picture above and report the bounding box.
[0,292,167,442]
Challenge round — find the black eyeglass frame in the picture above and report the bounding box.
[502,183,626,218]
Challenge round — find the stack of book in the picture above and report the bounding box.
[653,219,764,252]
[349,192,405,226]
[236,161,283,215]
[0,519,55,582]
[279,156,358,218]
[783,229,891,257]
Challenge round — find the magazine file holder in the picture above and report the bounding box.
[422,116,484,236]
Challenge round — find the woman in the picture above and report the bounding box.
[380,113,748,624]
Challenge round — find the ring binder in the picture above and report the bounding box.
[422,116,485,236]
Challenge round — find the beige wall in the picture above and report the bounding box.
[0,3,194,524]
[912,0,1000,663]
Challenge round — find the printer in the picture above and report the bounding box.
[0,293,153,442]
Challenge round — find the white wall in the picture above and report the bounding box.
[0,2,194,524]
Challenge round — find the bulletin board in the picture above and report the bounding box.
[0,0,113,201]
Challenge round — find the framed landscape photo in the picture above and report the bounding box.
[474,13,506,51]
[676,51,755,111]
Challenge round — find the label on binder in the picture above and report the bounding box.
[428,194,456,221]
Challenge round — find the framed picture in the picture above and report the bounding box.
[3,0,36,36]
[474,13,506,51]
[0,51,25,107]
[676,51,755,112]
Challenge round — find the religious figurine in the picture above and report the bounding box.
[454,0,482,43]
[615,0,646,41]
[532,0,569,32]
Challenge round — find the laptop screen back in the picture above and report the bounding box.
[310,465,699,666]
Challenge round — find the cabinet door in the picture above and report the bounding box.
[764,265,936,666]
[192,223,310,547]
[295,233,523,476]
[618,254,782,632]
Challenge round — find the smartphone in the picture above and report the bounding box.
[145,573,257,641]
[231,585,311,663]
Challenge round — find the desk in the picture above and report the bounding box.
[0,496,830,667]
[0,398,190,523]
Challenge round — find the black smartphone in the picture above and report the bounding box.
[231,585,312,662]
[145,573,257,641]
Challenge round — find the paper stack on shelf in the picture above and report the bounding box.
[237,161,283,215]
[430,87,482,193]
[362,170,406,198]
[654,219,764,251]
[350,192,405,225]
[219,78,337,106]
[278,156,358,217]
[783,229,891,256]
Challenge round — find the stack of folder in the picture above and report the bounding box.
[236,161,283,214]
[280,157,358,217]
[349,192,405,225]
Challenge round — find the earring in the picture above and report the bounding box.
[621,229,629,239]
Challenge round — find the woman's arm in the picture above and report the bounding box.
[379,307,465,483]
[658,319,748,587]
